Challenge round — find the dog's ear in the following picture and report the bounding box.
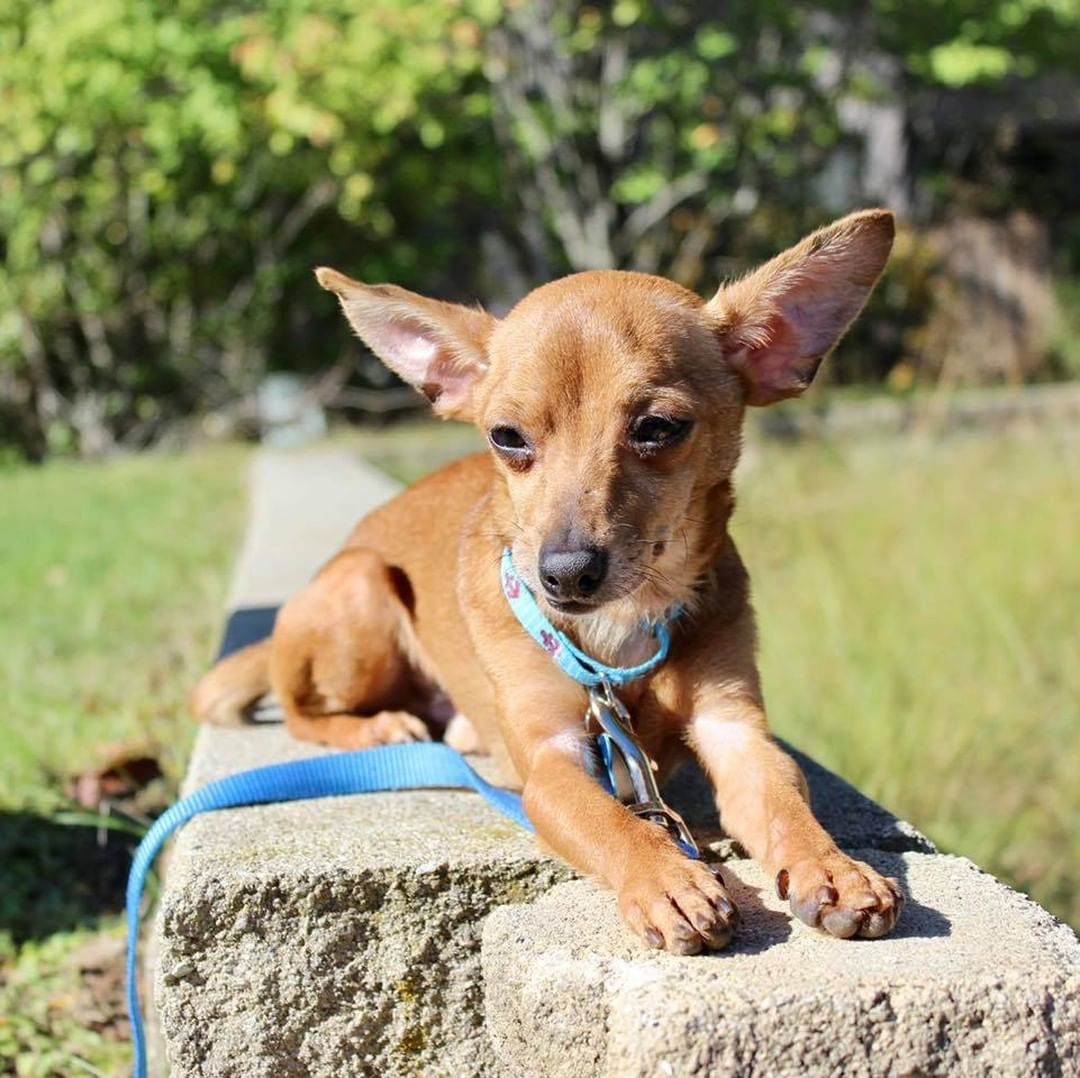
[706,210,894,405]
[315,268,496,418]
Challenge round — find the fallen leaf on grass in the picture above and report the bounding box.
[64,743,163,810]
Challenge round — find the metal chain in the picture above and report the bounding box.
[586,679,699,859]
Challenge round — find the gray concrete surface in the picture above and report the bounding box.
[226,445,399,609]
[154,446,1080,1077]
[484,858,1080,1077]
[156,729,569,1077]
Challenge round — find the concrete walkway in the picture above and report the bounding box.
[152,446,1080,1077]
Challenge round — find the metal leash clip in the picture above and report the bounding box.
[586,678,700,860]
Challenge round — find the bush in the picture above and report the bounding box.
[3,0,1078,458]
[0,0,499,457]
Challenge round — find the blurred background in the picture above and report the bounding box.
[1,0,1077,1070]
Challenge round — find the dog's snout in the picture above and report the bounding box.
[538,545,608,602]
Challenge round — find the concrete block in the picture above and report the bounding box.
[226,446,400,609]
[155,726,570,1077]
[483,854,1080,1078]
[154,726,937,1077]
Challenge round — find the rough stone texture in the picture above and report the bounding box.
[156,729,570,1077]
[157,724,936,1077]
[483,856,1080,1078]
[155,446,1079,1077]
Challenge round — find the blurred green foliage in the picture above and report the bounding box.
[1,0,1078,458]
[488,0,848,277]
[0,0,500,457]
[874,0,1080,85]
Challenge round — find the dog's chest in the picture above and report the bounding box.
[576,615,656,672]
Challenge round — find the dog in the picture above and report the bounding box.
[191,209,903,954]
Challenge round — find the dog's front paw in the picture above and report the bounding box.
[618,855,738,956]
[776,852,904,939]
[343,710,431,748]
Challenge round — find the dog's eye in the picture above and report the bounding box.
[630,415,692,450]
[488,425,531,457]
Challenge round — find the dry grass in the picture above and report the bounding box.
[736,430,1079,928]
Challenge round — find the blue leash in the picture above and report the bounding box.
[125,743,531,1077]
[126,558,684,1076]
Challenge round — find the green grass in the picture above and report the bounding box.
[0,447,247,811]
[356,419,1079,929]
[735,431,1079,928]
[0,445,246,1074]
[0,924,131,1077]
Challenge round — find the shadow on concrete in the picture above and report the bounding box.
[724,875,795,956]
[0,811,136,944]
[861,849,954,942]
[663,750,953,943]
[217,605,278,659]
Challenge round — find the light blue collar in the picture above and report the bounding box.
[500,548,677,687]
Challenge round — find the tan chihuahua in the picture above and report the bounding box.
[191,209,903,954]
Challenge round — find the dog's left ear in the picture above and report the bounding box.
[315,268,497,419]
[706,210,894,405]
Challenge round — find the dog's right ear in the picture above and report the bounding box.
[315,268,496,419]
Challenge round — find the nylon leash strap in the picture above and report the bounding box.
[125,743,531,1077]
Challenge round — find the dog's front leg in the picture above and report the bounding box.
[495,670,738,955]
[689,694,904,939]
[524,739,740,954]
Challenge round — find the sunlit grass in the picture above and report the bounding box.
[0,444,247,1073]
[735,430,1079,927]
[0,446,247,809]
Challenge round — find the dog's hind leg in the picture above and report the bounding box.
[269,547,436,751]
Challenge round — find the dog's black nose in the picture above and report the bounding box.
[538,546,608,601]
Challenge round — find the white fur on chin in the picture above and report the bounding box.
[517,535,704,668]
[573,577,699,668]
[575,607,658,669]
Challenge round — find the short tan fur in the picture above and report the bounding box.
[191,210,903,952]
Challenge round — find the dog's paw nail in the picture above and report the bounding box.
[816,884,838,906]
[821,907,863,939]
[671,919,698,943]
[644,927,664,949]
[860,911,892,939]
[791,885,837,928]
[775,868,790,900]
[695,909,731,936]
[791,894,822,926]
[669,934,703,956]
[697,917,734,950]
[716,895,737,920]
